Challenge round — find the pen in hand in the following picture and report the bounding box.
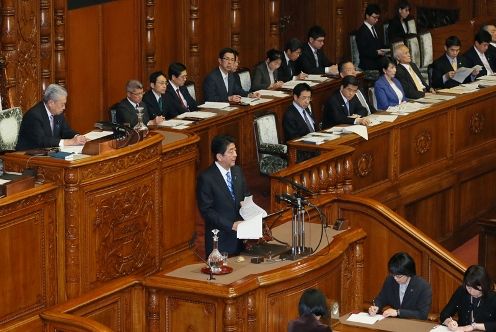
[369,300,378,316]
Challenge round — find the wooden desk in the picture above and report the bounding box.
[284,86,496,247]
[334,315,438,332]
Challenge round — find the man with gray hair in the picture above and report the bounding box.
[16,83,87,150]
[115,79,152,127]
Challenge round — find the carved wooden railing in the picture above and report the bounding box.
[270,145,355,210]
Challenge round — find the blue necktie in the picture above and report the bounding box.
[226,171,235,200]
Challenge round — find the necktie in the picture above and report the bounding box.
[226,171,235,200]
[372,26,378,39]
[302,108,315,132]
[314,50,319,67]
[451,58,458,71]
[49,114,54,134]
[408,66,425,92]
[345,100,350,116]
[224,75,229,92]
[158,96,163,111]
[289,61,293,77]
[176,88,187,109]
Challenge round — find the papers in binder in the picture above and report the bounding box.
[346,312,385,325]
[237,196,266,239]
[453,66,482,83]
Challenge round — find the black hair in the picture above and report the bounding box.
[338,60,354,74]
[445,36,461,48]
[397,0,410,10]
[219,47,236,60]
[381,57,396,71]
[149,71,166,84]
[475,30,492,44]
[298,288,329,317]
[388,252,416,276]
[211,135,235,157]
[365,4,381,17]
[168,62,187,79]
[266,49,283,62]
[341,75,359,88]
[293,82,312,97]
[308,25,326,40]
[284,38,303,52]
[463,265,494,298]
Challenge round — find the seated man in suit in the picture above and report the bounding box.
[431,36,479,89]
[464,30,496,78]
[115,80,160,127]
[164,62,197,118]
[356,4,387,71]
[322,75,370,129]
[142,71,167,124]
[279,38,308,82]
[283,83,316,142]
[338,61,375,113]
[482,24,496,60]
[203,48,259,103]
[197,135,250,256]
[297,25,338,75]
[16,84,87,150]
[250,49,284,91]
[394,44,434,99]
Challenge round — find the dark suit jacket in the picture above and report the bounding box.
[374,275,432,320]
[142,90,166,120]
[374,75,407,110]
[297,43,332,74]
[356,23,386,70]
[16,101,78,150]
[115,98,150,128]
[197,164,249,256]
[431,55,470,89]
[463,46,496,78]
[440,287,496,330]
[287,313,332,332]
[322,91,368,129]
[387,16,410,45]
[395,62,429,99]
[250,61,279,92]
[203,67,248,102]
[283,104,315,142]
[279,55,300,82]
[162,84,197,119]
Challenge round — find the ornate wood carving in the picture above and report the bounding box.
[145,0,156,76]
[40,0,51,92]
[147,288,160,332]
[223,299,237,331]
[469,112,485,134]
[161,144,197,160]
[341,239,364,312]
[356,152,373,177]
[267,0,280,48]
[415,130,432,155]
[65,184,81,299]
[188,0,200,89]
[247,293,256,331]
[231,0,240,51]
[334,0,345,61]
[54,0,66,87]
[1,0,17,108]
[93,184,154,281]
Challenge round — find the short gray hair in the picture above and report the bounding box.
[43,84,67,103]
[126,80,143,92]
[393,44,407,61]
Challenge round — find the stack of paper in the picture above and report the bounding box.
[255,90,289,97]
[346,312,385,325]
[438,85,479,94]
[388,102,427,114]
[84,130,113,141]
[197,102,230,109]
[304,74,330,82]
[157,119,194,129]
[237,196,266,239]
[295,132,340,144]
[240,97,272,105]
[176,111,217,119]
[282,80,319,89]
[366,114,398,124]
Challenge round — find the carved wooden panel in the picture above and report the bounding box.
[459,170,496,228]
[165,296,216,332]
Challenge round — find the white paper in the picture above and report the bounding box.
[0,179,11,185]
[366,114,398,123]
[429,325,450,332]
[84,130,113,141]
[237,196,266,240]
[176,111,217,119]
[343,125,368,140]
[453,66,481,83]
[197,102,230,109]
[158,119,194,127]
[477,74,496,81]
[423,93,455,100]
[282,80,318,89]
[239,195,267,220]
[255,90,288,97]
[437,85,479,94]
[59,145,84,154]
[304,75,330,82]
[346,312,385,325]
[242,97,272,105]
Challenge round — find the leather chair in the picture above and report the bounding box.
[0,107,23,151]
[419,32,433,77]
[185,80,196,101]
[368,87,378,111]
[236,67,251,92]
[253,113,287,175]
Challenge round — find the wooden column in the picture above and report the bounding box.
[147,288,160,332]
[54,0,66,87]
[40,0,51,92]
[145,0,156,76]
[334,0,345,62]
[267,0,280,49]
[189,0,200,88]
[1,0,18,108]
[231,0,240,51]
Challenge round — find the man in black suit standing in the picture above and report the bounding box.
[16,84,87,150]
[463,30,496,78]
[356,4,387,71]
[297,26,338,75]
[142,71,167,123]
[322,75,370,129]
[283,83,316,142]
[197,135,250,256]
[163,62,197,118]
[394,44,433,99]
[203,48,259,103]
[279,38,308,82]
[431,36,479,89]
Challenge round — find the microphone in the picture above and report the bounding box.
[275,193,308,206]
[272,176,315,196]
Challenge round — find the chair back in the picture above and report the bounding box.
[108,102,120,123]
[406,36,421,67]
[419,32,433,68]
[0,107,22,151]
[237,68,251,92]
[368,87,378,110]
[383,22,390,47]
[254,113,279,147]
[185,80,196,101]
[406,19,417,34]
[427,63,434,88]
[350,33,360,70]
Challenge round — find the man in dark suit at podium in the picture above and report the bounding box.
[163,62,197,118]
[16,84,87,150]
[142,71,167,123]
[197,135,250,256]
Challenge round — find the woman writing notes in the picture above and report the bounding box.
[368,252,432,319]
[441,265,496,331]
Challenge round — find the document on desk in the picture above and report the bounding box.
[429,325,450,331]
[304,74,330,82]
[176,111,217,119]
[197,102,230,109]
[84,130,113,141]
[366,114,398,123]
[240,97,272,105]
[59,145,84,154]
[282,80,318,89]
[255,90,289,97]
[346,312,385,324]
[343,125,368,140]
[158,119,194,128]
[237,196,266,239]
[453,65,482,83]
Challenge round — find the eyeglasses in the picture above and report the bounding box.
[370,15,380,20]
[155,80,168,85]
[129,91,144,96]
[222,57,236,63]
[393,274,406,279]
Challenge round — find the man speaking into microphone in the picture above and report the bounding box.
[196,135,251,257]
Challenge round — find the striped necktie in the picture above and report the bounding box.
[226,171,235,200]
